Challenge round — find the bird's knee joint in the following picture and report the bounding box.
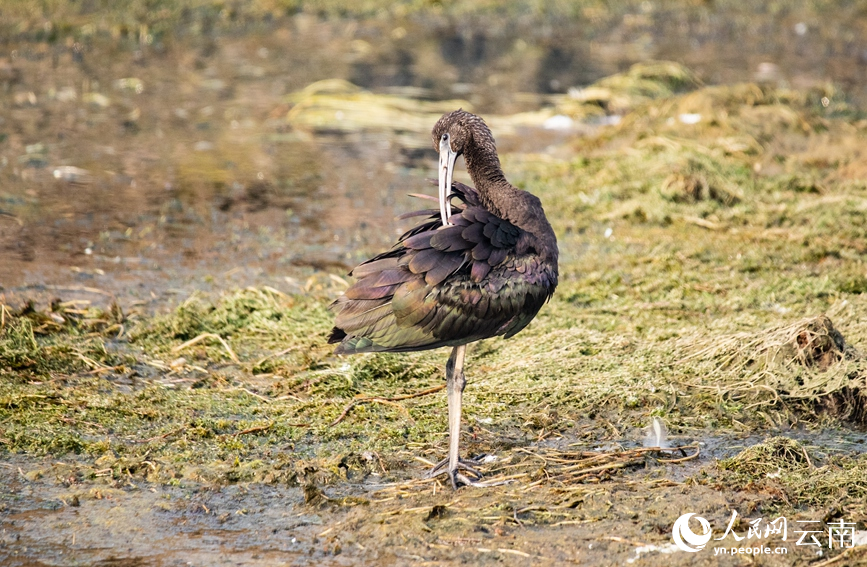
[446,368,466,393]
[455,371,467,392]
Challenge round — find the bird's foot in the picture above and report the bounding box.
[427,455,484,479]
[427,455,486,489]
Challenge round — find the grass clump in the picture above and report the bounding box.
[659,153,743,206]
[677,315,867,425]
[129,288,332,362]
[0,302,124,379]
[720,436,811,478]
[718,437,867,509]
[0,317,41,372]
[556,60,702,117]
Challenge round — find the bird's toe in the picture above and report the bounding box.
[427,456,485,480]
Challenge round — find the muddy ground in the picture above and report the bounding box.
[0,438,847,567]
[3,2,867,566]
[2,431,865,566]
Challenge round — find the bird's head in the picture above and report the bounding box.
[431,109,494,156]
[431,110,495,225]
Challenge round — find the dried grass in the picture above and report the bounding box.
[374,443,699,496]
[680,315,867,424]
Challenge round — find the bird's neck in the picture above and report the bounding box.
[464,144,512,217]
[464,142,558,268]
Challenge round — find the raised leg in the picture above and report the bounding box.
[427,345,485,488]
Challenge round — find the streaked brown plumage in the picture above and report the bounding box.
[328,110,558,488]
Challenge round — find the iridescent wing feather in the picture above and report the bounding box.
[328,183,556,354]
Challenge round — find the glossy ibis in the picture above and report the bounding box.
[328,110,558,488]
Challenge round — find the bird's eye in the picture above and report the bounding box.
[441,134,448,141]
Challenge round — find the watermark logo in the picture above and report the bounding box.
[672,513,712,552]
[670,511,860,555]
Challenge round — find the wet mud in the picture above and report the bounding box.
[2,430,864,566]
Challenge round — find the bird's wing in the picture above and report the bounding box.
[329,183,554,354]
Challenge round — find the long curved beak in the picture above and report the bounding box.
[438,135,458,227]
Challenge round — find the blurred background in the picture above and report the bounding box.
[1,0,866,301]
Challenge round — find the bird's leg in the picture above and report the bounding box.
[427,345,485,488]
[446,343,468,487]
